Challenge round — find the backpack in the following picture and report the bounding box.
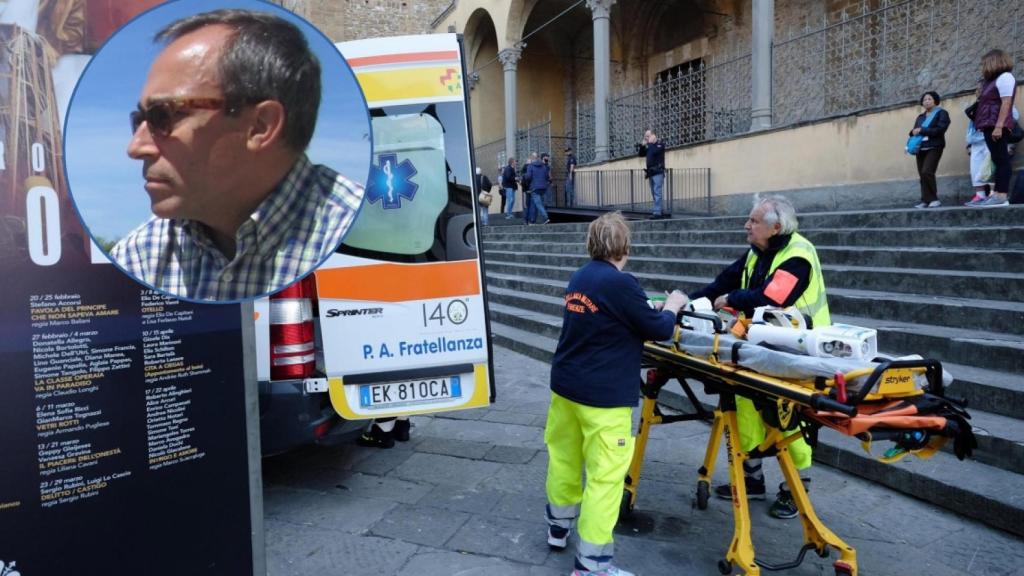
[1011,170,1024,204]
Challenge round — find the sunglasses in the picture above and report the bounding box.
[129,97,227,137]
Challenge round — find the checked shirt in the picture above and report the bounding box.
[111,155,363,301]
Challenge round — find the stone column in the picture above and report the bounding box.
[750,0,774,130]
[587,0,616,162]
[498,47,523,162]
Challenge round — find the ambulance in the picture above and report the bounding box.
[256,34,495,455]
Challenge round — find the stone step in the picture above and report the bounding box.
[483,225,1024,249]
[485,253,1024,303]
[483,263,1024,335]
[487,297,1024,374]
[485,280,1024,419]
[482,240,1024,274]
[488,319,1024,537]
[484,205,1024,234]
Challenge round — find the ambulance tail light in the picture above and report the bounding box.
[269,275,317,380]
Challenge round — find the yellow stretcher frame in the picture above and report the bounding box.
[622,339,875,576]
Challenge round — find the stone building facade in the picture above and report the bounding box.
[277,0,1024,208]
[273,0,453,41]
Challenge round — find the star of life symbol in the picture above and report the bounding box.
[1,559,23,576]
[366,153,418,210]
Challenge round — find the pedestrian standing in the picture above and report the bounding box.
[565,146,578,207]
[970,49,1017,208]
[501,158,519,219]
[637,129,666,219]
[526,153,551,224]
[475,166,493,225]
[907,91,950,209]
[545,212,687,576]
[522,152,536,225]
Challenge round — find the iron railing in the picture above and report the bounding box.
[577,54,751,164]
[576,0,1024,164]
[474,119,578,207]
[573,168,711,215]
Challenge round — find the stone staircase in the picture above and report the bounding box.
[481,206,1024,537]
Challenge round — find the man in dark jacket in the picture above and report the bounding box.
[501,158,518,219]
[565,146,578,207]
[525,153,551,224]
[521,153,534,224]
[637,129,666,219]
[688,194,830,521]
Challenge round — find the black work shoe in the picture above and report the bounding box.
[356,424,395,449]
[713,477,766,500]
[394,419,411,442]
[769,480,809,519]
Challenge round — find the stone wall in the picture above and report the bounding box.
[273,0,454,42]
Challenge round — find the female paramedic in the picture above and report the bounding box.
[545,211,687,576]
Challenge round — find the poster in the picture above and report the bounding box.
[0,1,257,573]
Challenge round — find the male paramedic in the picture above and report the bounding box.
[546,212,687,576]
[112,9,363,301]
[688,194,830,519]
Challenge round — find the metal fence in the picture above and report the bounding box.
[573,168,711,215]
[576,0,1024,164]
[576,54,750,164]
[473,119,579,207]
[474,137,508,176]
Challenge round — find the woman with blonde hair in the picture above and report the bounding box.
[544,212,686,576]
[971,49,1017,207]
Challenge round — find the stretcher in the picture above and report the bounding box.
[622,311,976,576]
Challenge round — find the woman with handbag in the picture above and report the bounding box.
[476,166,493,225]
[971,49,1019,208]
[907,91,950,208]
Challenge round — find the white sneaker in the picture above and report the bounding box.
[927,200,941,208]
[972,195,1009,208]
[547,526,569,549]
[571,566,636,576]
[913,202,927,209]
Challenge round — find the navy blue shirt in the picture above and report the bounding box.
[526,160,551,191]
[566,154,577,182]
[637,141,665,175]
[551,259,677,408]
[501,164,518,188]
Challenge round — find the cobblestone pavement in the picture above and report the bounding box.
[263,346,1024,576]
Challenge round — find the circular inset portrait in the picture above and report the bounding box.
[63,0,371,302]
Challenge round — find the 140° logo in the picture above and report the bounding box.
[422,299,469,327]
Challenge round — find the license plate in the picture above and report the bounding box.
[359,375,462,409]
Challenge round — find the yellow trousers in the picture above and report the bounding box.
[544,392,634,570]
[736,396,812,470]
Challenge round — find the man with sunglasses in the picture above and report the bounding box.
[110,9,363,301]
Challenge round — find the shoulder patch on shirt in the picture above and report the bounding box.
[764,269,799,305]
[565,292,599,314]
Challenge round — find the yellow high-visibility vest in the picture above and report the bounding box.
[741,232,831,328]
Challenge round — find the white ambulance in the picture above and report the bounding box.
[255,34,495,455]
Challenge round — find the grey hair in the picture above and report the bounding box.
[753,194,798,235]
[156,9,321,152]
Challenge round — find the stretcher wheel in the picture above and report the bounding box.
[619,488,634,519]
[696,480,710,510]
[717,559,732,574]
